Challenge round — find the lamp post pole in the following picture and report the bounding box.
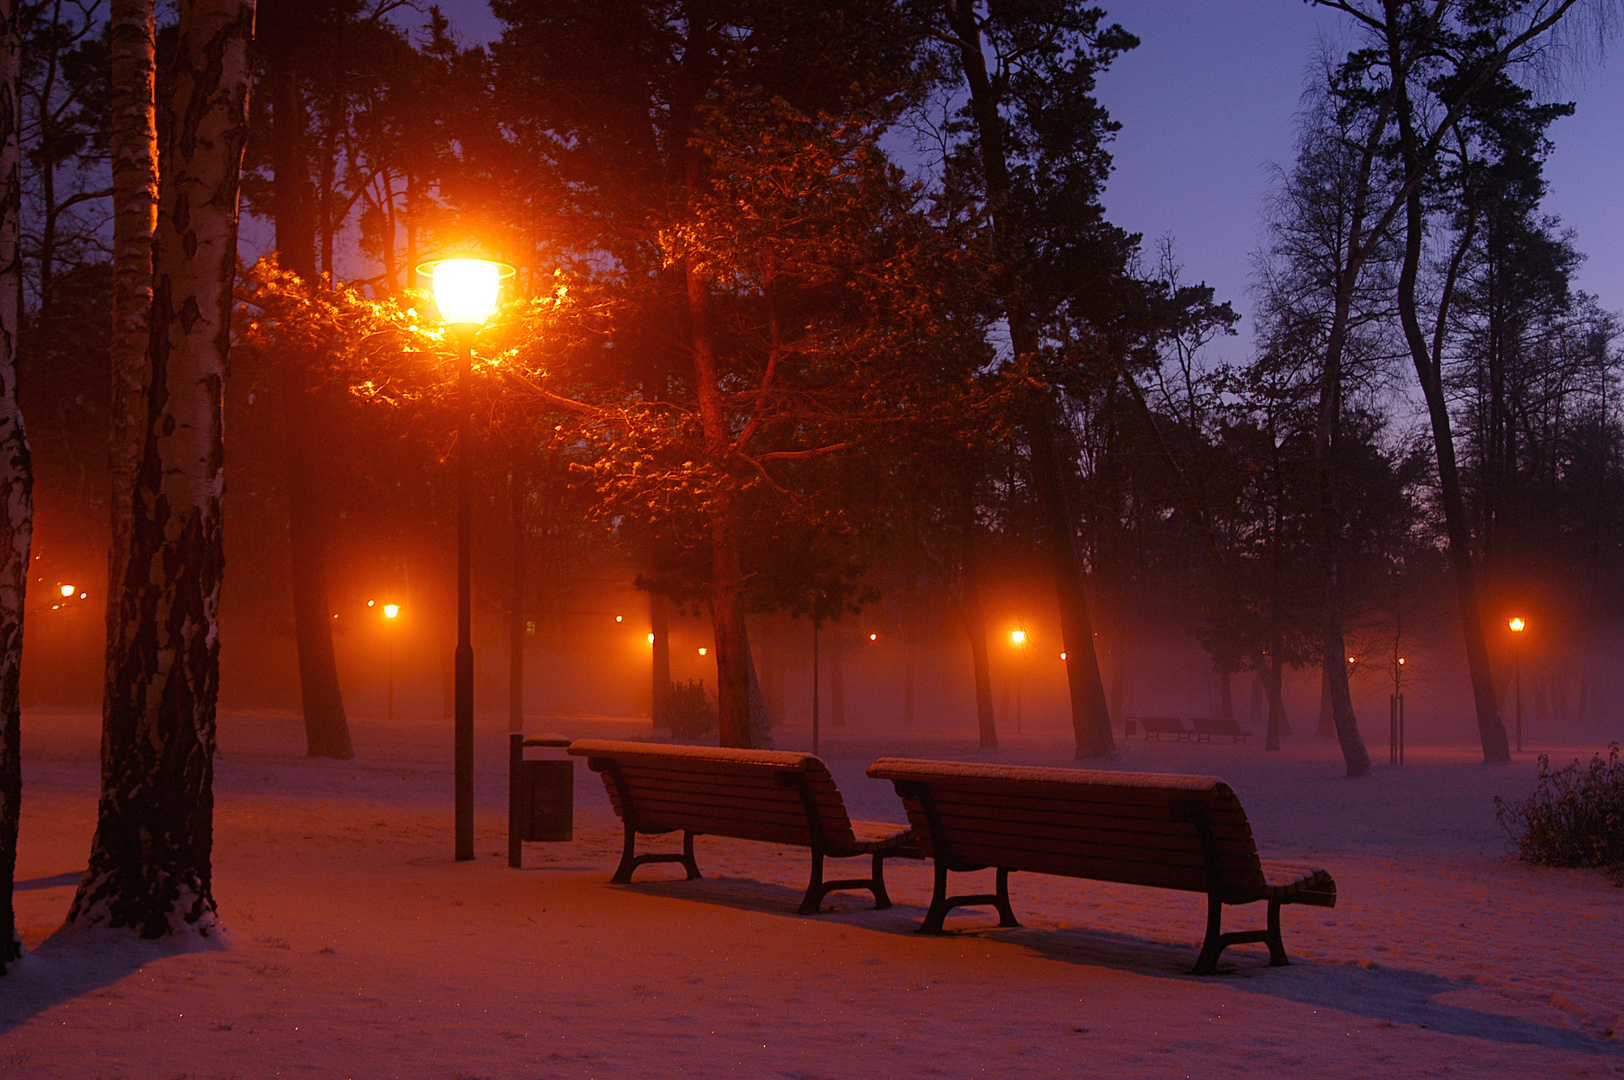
[1514,640,1522,754]
[1509,617,1526,754]
[423,255,513,863]
[455,329,475,861]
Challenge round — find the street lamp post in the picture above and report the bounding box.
[423,257,513,862]
[383,603,400,722]
[1011,628,1027,734]
[1509,617,1526,752]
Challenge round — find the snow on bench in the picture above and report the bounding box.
[865,758,1337,974]
[568,740,919,914]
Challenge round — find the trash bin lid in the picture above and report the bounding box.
[521,733,572,748]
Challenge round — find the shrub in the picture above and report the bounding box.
[1495,743,1624,881]
[664,679,717,740]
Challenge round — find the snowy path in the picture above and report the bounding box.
[4,709,1621,1078]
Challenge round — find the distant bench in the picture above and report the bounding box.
[866,759,1337,974]
[569,740,918,914]
[1189,717,1254,744]
[1130,716,1192,742]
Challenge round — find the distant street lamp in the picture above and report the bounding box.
[421,256,515,862]
[1011,627,1027,734]
[1509,616,1527,752]
[382,603,400,722]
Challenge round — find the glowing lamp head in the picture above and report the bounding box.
[869,632,877,641]
[422,258,513,328]
[1398,657,1406,666]
[1060,652,1067,661]
[647,633,655,645]
[1011,629,1027,646]
[59,584,75,597]
[615,615,623,623]
[1347,656,1357,665]
[698,647,708,656]
[383,604,399,619]
[1509,617,1525,633]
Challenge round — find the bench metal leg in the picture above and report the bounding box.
[1193,895,1289,975]
[798,850,896,915]
[611,824,702,884]
[870,852,892,910]
[918,861,1021,934]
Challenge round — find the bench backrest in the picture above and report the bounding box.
[866,759,1267,898]
[569,739,858,850]
[1137,717,1186,734]
[1190,717,1246,736]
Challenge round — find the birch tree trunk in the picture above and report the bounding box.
[0,0,34,973]
[106,0,157,609]
[69,0,253,937]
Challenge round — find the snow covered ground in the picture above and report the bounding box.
[4,707,1621,1078]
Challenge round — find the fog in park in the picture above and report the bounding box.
[5,2,1624,1076]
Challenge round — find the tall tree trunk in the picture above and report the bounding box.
[1262,652,1289,752]
[1027,395,1114,758]
[1391,85,1511,763]
[1217,668,1233,722]
[649,590,670,727]
[1318,665,1336,739]
[0,0,32,972]
[743,629,771,748]
[281,375,351,757]
[106,0,157,632]
[960,514,997,749]
[69,0,253,936]
[686,264,750,748]
[949,0,1112,759]
[508,463,524,735]
[267,49,351,759]
[829,635,845,729]
[903,558,916,726]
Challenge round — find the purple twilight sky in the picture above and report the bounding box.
[424,1,1622,353]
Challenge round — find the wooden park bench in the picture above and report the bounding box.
[865,759,1337,974]
[568,740,918,915]
[1133,716,1192,742]
[1189,717,1254,744]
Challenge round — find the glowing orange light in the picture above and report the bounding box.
[383,604,399,619]
[646,633,655,645]
[78,591,86,599]
[426,259,508,327]
[1011,629,1026,646]
[59,584,74,597]
[698,647,708,656]
[367,599,376,607]
[615,615,624,623]
[868,632,877,641]
[1347,656,1356,664]
[1509,617,1526,633]
[1060,652,1067,661]
[1398,657,1406,666]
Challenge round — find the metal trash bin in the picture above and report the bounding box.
[509,732,573,867]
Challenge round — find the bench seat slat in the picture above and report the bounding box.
[628,797,822,829]
[909,801,1256,843]
[923,831,1261,879]
[914,815,1261,863]
[902,789,1240,821]
[610,771,848,808]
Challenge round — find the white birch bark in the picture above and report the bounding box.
[69,0,253,938]
[0,0,33,970]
